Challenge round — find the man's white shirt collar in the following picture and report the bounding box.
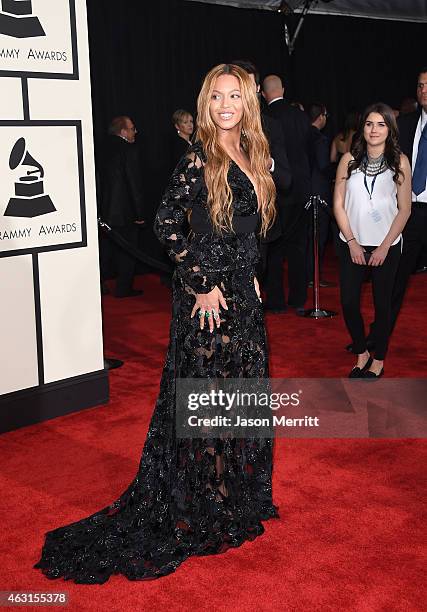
[268,97,284,106]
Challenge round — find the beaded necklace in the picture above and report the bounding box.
[364,153,387,177]
[362,153,387,200]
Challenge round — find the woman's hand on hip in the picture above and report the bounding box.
[349,240,366,265]
[368,244,389,266]
[191,286,228,332]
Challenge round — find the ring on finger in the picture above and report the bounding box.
[205,311,211,318]
[211,308,220,321]
[198,310,206,318]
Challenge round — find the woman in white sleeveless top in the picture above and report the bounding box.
[334,103,411,378]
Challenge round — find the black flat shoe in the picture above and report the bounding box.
[104,357,124,370]
[362,368,384,380]
[348,357,373,378]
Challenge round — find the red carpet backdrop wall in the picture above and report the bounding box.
[0,0,107,433]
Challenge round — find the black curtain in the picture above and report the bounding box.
[86,0,424,263]
[87,0,290,264]
[288,14,425,139]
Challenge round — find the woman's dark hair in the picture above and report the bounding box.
[347,102,402,184]
[341,111,360,140]
[230,59,260,86]
[308,102,326,123]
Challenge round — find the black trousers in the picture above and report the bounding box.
[338,239,401,360]
[378,206,427,336]
[264,204,308,309]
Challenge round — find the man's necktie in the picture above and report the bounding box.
[413,122,427,196]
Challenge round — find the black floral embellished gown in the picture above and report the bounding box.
[34,142,277,584]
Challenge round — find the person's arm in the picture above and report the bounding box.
[267,121,292,192]
[368,154,412,266]
[154,149,227,331]
[154,150,212,293]
[333,152,366,265]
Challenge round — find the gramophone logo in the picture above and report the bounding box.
[0,123,85,257]
[4,137,56,218]
[0,0,45,38]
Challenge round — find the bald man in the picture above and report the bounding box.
[262,75,283,98]
[261,74,312,314]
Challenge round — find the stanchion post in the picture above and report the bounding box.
[303,195,337,319]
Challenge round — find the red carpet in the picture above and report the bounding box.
[0,252,425,611]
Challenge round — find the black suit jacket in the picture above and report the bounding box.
[261,113,293,242]
[309,125,334,203]
[100,135,144,227]
[262,114,292,193]
[397,109,421,166]
[265,99,312,205]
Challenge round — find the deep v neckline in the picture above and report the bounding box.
[230,160,260,211]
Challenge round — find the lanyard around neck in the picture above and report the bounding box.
[363,157,383,200]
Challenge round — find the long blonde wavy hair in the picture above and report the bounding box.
[195,63,276,237]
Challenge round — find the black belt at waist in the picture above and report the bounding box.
[190,207,259,234]
[412,201,427,209]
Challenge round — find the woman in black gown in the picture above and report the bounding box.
[34,63,278,584]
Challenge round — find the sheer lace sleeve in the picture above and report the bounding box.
[154,147,217,294]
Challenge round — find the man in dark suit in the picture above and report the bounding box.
[262,74,312,314]
[100,116,145,297]
[307,103,335,286]
[390,68,427,324]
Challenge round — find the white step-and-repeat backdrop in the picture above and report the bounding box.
[0,0,104,401]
